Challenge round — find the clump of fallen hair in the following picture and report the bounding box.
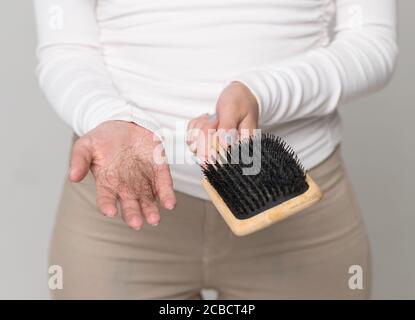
[99,145,157,202]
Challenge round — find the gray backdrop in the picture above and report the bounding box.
[0,1,413,299]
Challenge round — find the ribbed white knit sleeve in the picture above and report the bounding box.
[230,0,398,128]
[33,0,161,136]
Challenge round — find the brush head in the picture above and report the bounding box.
[201,133,309,220]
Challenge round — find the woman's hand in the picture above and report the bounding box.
[187,81,259,161]
[68,120,176,229]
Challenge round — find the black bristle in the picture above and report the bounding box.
[202,133,309,220]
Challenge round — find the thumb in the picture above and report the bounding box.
[69,138,92,182]
[216,112,239,147]
[237,115,257,139]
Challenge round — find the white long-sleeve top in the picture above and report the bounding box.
[34,0,398,199]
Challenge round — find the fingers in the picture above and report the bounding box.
[96,183,118,217]
[187,114,218,152]
[99,184,164,229]
[120,197,144,230]
[187,113,209,137]
[195,122,219,162]
[187,114,208,153]
[188,114,218,161]
[140,200,161,226]
[155,164,176,210]
[69,138,92,182]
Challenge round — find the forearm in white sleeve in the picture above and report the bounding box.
[33,0,161,136]
[230,0,398,128]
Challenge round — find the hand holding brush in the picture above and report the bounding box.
[187,82,322,236]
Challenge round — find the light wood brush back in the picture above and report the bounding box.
[202,174,322,236]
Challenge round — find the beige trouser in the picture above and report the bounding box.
[49,144,371,299]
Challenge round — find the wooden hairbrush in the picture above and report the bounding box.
[201,133,322,236]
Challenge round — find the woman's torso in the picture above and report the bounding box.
[96,0,340,198]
